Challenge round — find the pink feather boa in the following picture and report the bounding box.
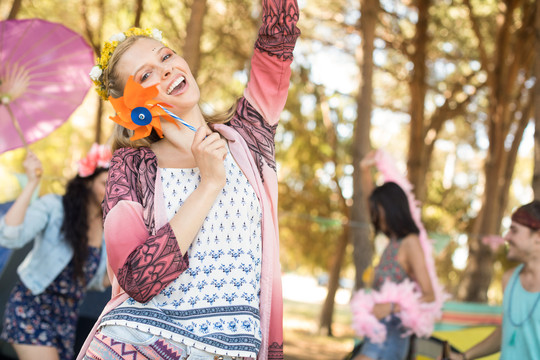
[350,149,448,343]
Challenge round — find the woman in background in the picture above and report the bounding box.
[0,145,110,360]
[353,150,435,360]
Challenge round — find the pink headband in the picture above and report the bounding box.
[512,207,540,230]
[78,143,112,177]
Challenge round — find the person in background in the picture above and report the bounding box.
[78,0,300,359]
[446,201,540,360]
[354,150,435,360]
[0,144,111,360]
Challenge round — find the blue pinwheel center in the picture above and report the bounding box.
[131,106,152,126]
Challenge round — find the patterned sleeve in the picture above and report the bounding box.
[230,0,300,177]
[255,0,300,61]
[242,0,300,126]
[103,148,188,303]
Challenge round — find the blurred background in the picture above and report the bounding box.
[0,0,537,359]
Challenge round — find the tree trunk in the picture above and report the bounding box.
[534,0,540,199]
[319,228,349,336]
[94,98,103,144]
[133,0,144,27]
[406,0,430,201]
[458,0,535,301]
[81,0,105,56]
[80,0,106,142]
[457,158,499,301]
[183,0,208,79]
[8,0,22,19]
[317,94,352,335]
[351,0,377,291]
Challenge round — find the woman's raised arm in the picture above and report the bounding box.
[4,152,42,227]
[243,0,301,126]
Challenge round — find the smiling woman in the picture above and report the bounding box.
[78,1,300,360]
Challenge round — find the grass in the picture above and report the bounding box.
[283,299,357,360]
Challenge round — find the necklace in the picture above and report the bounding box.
[507,268,540,346]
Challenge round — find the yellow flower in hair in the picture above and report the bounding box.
[89,27,165,100]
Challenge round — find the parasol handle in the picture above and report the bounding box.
[5,104,42,178]
[5,103,28,149]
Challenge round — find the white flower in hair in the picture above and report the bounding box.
[151,29,163,41]
[89,66,102,81]
[109,32,127,42]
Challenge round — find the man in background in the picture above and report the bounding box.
[448,201,540,360]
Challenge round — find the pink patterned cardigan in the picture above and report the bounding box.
[76,1,299,359]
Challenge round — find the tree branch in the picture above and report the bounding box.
[463,0,489,74]
[183,0,207,78]
[159,0,183,48]
[378,63,409,82]
[319,91,349,212]
[81,0,98,55]
[7,0,22,19]
[133,0,144,27]
[377,11,410,56]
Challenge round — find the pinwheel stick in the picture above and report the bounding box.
[158,105,197,132]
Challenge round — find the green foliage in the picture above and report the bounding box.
[278,65,353,272]
[0,0,259,201]
[1,0,536,303]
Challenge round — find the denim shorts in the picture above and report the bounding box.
[359,315,411,360]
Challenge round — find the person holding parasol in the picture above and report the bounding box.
[0,145,111,360]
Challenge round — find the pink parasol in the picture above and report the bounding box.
[0,19,94,153]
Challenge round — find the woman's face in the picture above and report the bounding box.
[90,172,109,205]
[116,38,200,117]
[376,204,389,234]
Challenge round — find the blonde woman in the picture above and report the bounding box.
[79,1,300,359]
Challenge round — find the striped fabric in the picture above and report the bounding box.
[436,301,502,331]
[83,332,184,360]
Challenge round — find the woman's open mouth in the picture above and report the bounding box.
[167,76,187,95]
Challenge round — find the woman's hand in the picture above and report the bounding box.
[23,151,43,183]
[191,125,227,190]
[168,125,229,254]
[437,350,466,360]
[372,302,397,320]
[360,149,377,170]
[449,351,466,360]
[360,149,377,198]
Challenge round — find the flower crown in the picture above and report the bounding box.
[78,143,113,177]
[89,27,164,100]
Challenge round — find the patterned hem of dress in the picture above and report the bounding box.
[97,321,260,359]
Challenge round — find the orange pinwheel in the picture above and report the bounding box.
[108,76,179,140]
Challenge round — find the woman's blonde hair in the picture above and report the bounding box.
[105,36,239,152]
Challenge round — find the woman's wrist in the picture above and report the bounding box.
[198,178,224,195]
[21,179,40,197]
[27,177,41,187]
